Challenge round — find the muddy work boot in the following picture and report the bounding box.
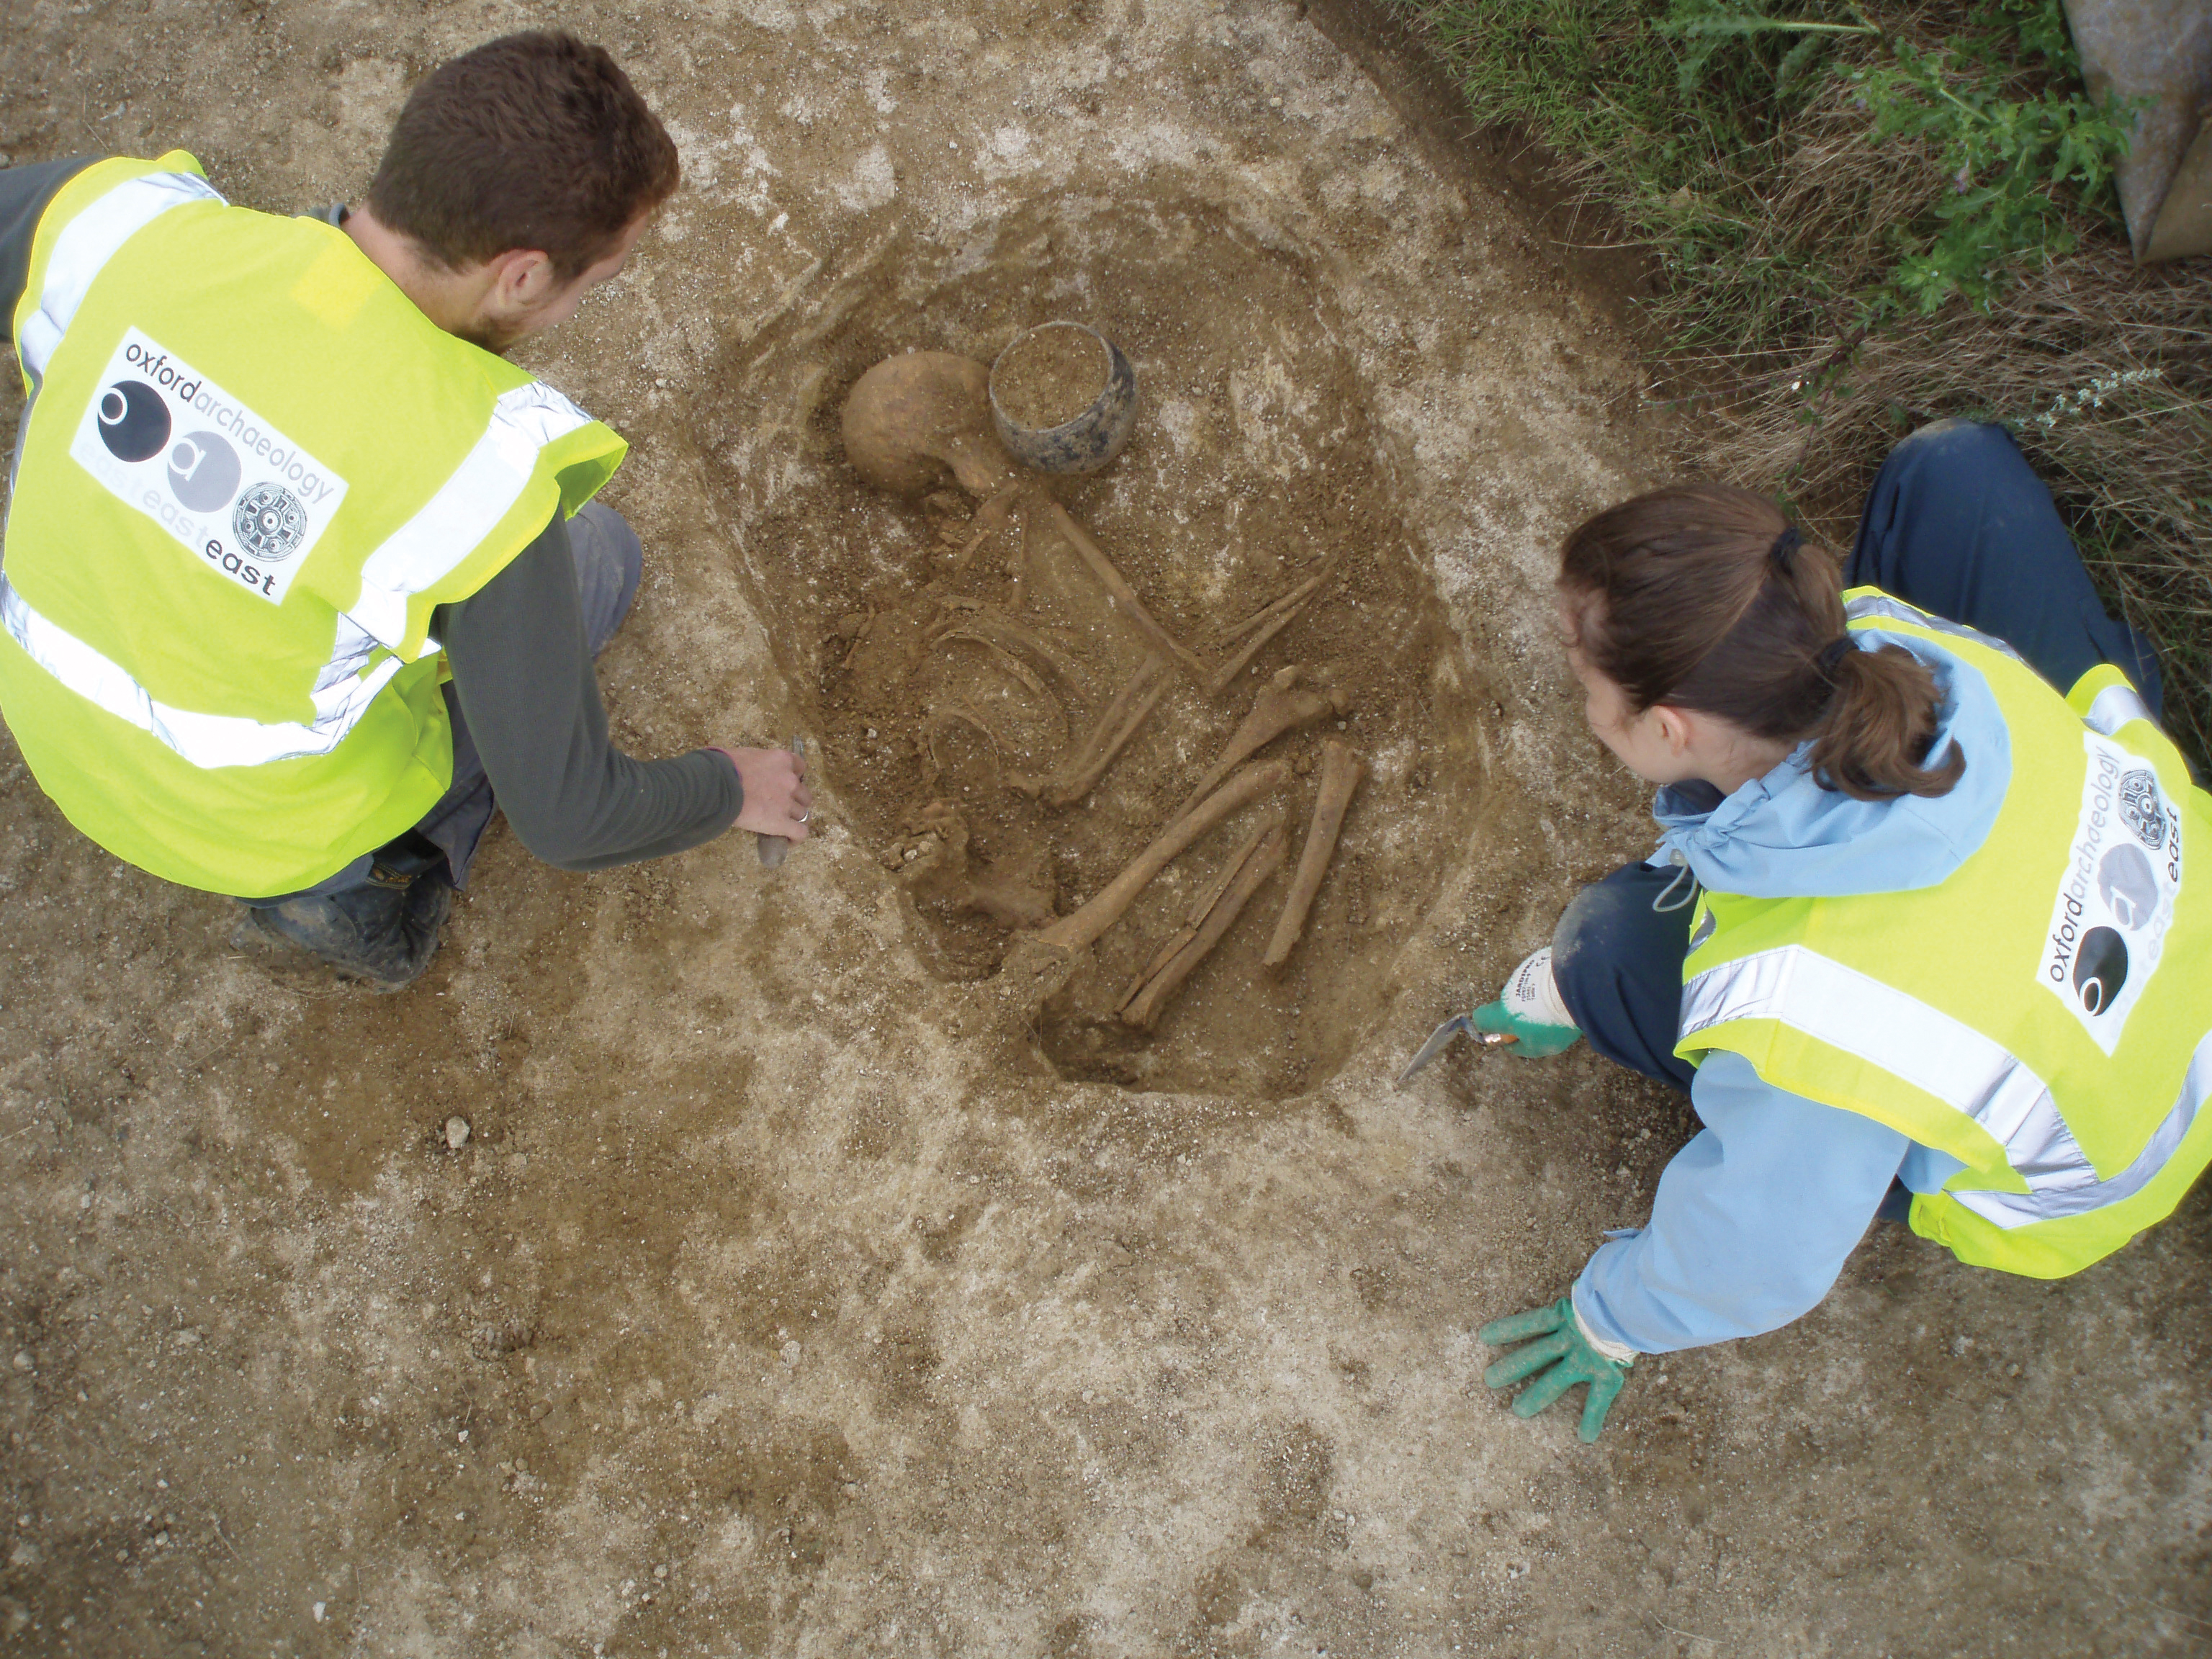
[240,845,454,992]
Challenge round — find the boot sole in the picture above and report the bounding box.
[230,907,431,993]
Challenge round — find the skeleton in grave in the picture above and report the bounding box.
[840,345,1360,1025]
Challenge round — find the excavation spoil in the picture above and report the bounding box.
[993,324,1111,430]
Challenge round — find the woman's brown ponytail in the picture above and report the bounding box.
[1810,644,1965,799]
[1558,483,1964,801]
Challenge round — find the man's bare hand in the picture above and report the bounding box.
[714,745,812,842]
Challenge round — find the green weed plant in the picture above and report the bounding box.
[1410,0,2134,326]
[1395,0,2211,770]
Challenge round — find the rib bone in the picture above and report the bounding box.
[1121,823,1288,1030]
[1262,739,1364,970]
[1173,666,1340,822]
[938,629,1049,698]
[1033,760,1290,953]
[923,703,1011,782]
[935,608,1087,706]
[1221,567,1329,646]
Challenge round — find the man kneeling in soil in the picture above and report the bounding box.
[0,31,808,989]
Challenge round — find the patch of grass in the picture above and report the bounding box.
[1393,0,2211,770]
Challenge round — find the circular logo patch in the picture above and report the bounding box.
[96,379,170,462]
[2118,768,2167,850]
[2098,845,2159,931]
[2074,926,2129,1016]
[166,431,242,512]
[232,482,308,562]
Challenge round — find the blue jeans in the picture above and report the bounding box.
[1551,420,2169,1094]
[245,502,642,904]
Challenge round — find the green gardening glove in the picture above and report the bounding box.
[1471,945,1582,1057]
[1471,1001,1583,1056]
[1479,1295,1629,1443]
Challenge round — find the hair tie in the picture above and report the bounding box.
[1768,526,1802,575]
[1815,634,1856,678]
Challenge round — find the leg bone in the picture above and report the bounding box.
[1262,739,1364,970]
[1121,823,1289,1030]
[1117,819,1274,1010]
[1173,665,1339,821]
[1033,760,1290,953]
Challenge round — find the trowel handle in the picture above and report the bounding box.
[755,734,806,870]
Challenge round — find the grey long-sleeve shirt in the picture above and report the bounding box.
[1,158,741,873]
[431,521,741,869]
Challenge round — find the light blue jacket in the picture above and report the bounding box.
[1573,629,2010,1354]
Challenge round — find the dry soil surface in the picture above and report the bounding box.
[1,3,2208,1657]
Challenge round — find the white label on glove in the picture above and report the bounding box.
[1502,946,1578,1031]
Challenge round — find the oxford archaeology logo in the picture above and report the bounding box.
[95,378,171,462]
[2071,926,2128,1017]
[69,328,348,606]
[2037,732,2184,1053]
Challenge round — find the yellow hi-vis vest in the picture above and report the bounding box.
[1678,590,2212,1280]
[0,153,626,896]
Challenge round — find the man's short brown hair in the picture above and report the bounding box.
[367,32,680,280]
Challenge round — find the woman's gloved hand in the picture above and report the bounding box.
[1473,946,1582,1057]
[1479,1295,1631,1442]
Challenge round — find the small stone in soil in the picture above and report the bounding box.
[444,1116,470,1151]
[994,326,1107,430]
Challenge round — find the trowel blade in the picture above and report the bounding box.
[1397,1013,1473,1085]
[1396,1013,1515,1084]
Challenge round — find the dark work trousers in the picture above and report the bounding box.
[1550,419,2170,1098]
[242,501,644,906]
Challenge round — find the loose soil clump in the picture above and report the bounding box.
[992,323,1110,430]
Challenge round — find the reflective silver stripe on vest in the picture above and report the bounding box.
[1849,593,2160,741]
[1948,1032,2212,1227]
[349,382,597,651]
[2084,680,2155,737]
[7,176,594,763]
[1843,592,2027,665]
[4,377,590,763]
[1,574,405,767]
[17,170,224,379]
[1678,943,2204,1229]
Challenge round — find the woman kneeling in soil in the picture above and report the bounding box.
[1473,421,2212,1442]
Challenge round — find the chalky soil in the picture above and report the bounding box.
[1,3,2206,1658]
